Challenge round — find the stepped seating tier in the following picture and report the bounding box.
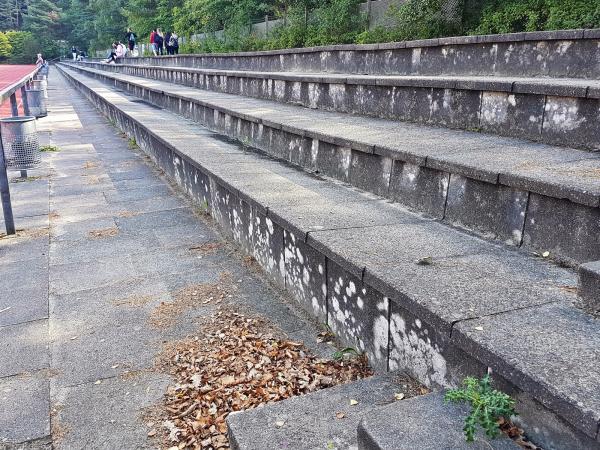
[79,60,600,150]
[84,59,600,150]
[57,64,600,449]
[119,29,600,79]
[62,62,600,265]
[357,392,519,449]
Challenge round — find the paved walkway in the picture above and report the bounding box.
[0,70,326,449]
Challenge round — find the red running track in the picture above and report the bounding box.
[0,65,37,117]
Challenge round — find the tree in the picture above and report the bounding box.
[0,32,13,60]
[22,0,62,34]
[5,30,37,62]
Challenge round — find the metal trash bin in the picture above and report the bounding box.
[31,79,48,99]
[0,116,40,170]
[25,89,47,118]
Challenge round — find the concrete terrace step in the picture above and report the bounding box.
[226,373,404,449]
[56,65,600,449]
[76,60,600,150]
[61,62,600,265]
[119,29,600,79]
[357,392,519,450]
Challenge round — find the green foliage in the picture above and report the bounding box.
[2,0,600,59]
[0,32,12,59]
[474,0,600,34]
[444,375,516,442]
[332,347,359,361]
[5,31,36,63]
[40,144,60,152]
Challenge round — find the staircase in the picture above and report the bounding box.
[57,29,600,449]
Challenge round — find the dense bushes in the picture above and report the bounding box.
[0,30,57,64]
[472,0,600,34]
[174,0,600,54]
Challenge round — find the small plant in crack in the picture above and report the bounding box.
[40,145,60,152]
[332,347,359,361]
[445,374,516,442]
[128,137,138,149]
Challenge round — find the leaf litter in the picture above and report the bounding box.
[149,306,373,449]
[88,226,119,239]
[148,272,235,328]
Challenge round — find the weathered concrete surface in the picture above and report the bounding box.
[357,392,519,450]
[0,70,339,448]
[75,61,600,150]
[57,65,600,448]
[117,30,600,79]
[60,62,600,264]
[227,374,403,450]
[579,260,600,316]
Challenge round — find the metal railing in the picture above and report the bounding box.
[0,65,40,235]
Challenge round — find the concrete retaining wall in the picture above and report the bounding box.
[120,29,600,79]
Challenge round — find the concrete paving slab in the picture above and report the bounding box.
[52,373,169,450]
[0,320,49,378]
[0,374,50,445]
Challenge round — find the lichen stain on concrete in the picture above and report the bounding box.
[340,147,351,180]
[273,80,286,102]
[311,139,319,164]
[253,215,284,282]
[381,157,393,187]
[447,175,466,208]
[399,163,420,191]
[439,173,449,199]
[411,48,421,67]
[284,232,324,318]
[329,84,346,110]
[389,312,448,388]
[544,97,586,131]
[481,92,509,124]
[328,272,389,367]
[308,83,320,109]
[290,82,302,103]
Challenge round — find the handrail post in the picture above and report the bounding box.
[20,86,30,116]
[9,93,18,117]
[0,136,15,235]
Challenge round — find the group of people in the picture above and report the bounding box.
[70,46,87,61]
[149,29,179,56]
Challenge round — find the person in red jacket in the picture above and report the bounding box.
[150,29,157,56]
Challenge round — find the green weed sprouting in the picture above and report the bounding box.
[444,375,516,442]
[40,145,60,152]
[332,347,359,361]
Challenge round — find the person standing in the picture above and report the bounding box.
[154,28,164,56]
[71,45,77,60]
[150,29,157,56]
[165,31,172,55]
[171,33,179,55]
[125,28,137,53]
[36,53,44,66]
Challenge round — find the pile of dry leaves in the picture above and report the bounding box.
[152,308,372,449]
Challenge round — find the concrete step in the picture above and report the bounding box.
[76,60,600,150]
[118,29,600,79]
[60,62,600,265]
[357,392,520,450]
[56,64,600,449]
[226,372,406,450]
